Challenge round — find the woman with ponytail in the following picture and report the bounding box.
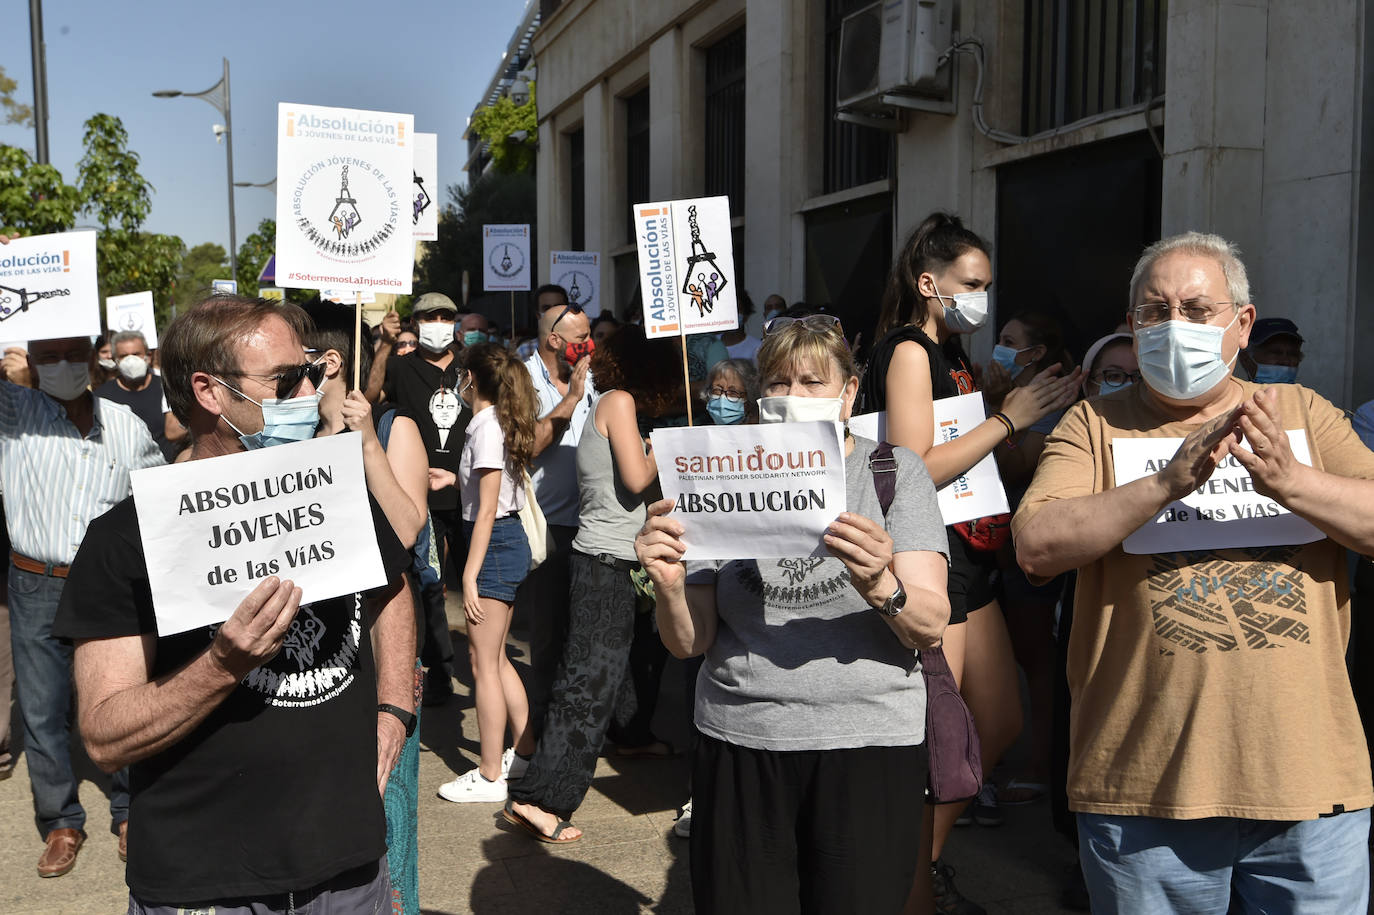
[433,342,539,804]
[860,213,1081,914]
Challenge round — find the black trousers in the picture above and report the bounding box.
[690,734,927,915]
[420,506,462,681]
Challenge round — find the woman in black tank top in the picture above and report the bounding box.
[863,213,1081,913]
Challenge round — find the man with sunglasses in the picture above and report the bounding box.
[516,284,594,739]
[53,295,415,912]
[0,331,163,877]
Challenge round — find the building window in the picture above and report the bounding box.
[624,88,651,243]
[823,0,891,194]
[569,128,585,251]
[705,27,746,216]
[1022,0,1167,134]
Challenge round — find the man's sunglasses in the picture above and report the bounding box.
[550,303,585,332]
[227,360,327,399]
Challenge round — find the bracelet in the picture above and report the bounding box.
[991,412,1016,438]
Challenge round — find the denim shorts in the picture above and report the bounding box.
[463,516,531,602]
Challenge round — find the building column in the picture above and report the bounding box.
[649,28,686,200]
[536,116,559,291]
[582,81,612,311]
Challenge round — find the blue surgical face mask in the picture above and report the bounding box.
[707,395,746,425]
[1097,378,1134,396]
[213,376,321,450]
[1252,362,1298,385]
[1134,312,1239,400]
[991,344,1032,378]
[463,330,489,347]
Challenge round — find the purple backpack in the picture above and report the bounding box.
[870,442,983,804]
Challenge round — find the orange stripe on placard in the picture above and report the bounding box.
[639,207,664,217]
[658,323,679,332]
[286,114,294,137]
[63,250,69,271]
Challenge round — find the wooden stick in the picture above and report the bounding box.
[679,324,693,426]
[353,291,363,390]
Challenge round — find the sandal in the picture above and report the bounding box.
[502,800,581,844]
[997,778,1048,806]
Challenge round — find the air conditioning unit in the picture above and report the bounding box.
[837,0,954,114]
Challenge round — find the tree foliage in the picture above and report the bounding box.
[415,169,536,303]
[467,83,538,174]
[0,65,34,127]
[173,241,227,312]
[236,218,274,297]
[0,145,81,235]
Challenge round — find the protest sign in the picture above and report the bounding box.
[849,392,1010,526]
[212,279,237,295]
[549,251,600,317]
[651,421,846,560]
[0,229,100,342]
[412,132,438,241]
[106,291,158,349]
[322,288,377,304]
[1113,432,1323,553]
[632,196,738,340]
[131,434,386,636]
[259,287,285,302]
[483,224,531,291]
[275,102,416,294]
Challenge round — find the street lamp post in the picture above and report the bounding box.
[154,58,238,280]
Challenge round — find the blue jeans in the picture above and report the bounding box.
[9,563,128,836]
[1078,809,1371,914]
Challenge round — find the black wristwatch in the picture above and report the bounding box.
[876,579,908,617]
[377,703,417,738]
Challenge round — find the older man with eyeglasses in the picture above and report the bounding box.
[1014,232,1374,914]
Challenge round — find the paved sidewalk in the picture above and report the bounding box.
[0,594,1083,914]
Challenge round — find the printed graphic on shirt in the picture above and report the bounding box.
[213,595,363,707]
[733,559,852,607]
[430,387,460,452]
[1146,547,1308,654]
[950,362,975,395]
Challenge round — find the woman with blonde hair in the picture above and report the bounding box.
[434,342,539,803]
[637,314,952,911]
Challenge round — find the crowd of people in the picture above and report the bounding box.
[0,217,1369,915]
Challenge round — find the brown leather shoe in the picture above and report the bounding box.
[37,827,84,877]
[117,820,128,862]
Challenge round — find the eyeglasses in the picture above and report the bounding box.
[1092,368,1142,386]
[550,303,584,333]
[395,339,418,353]
[1132,299,1234,327]
[226,360,326,399]
[763,314,843,336]
[708,386,747,403]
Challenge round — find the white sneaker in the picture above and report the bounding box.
[673,799,692,838]
[503,747,530,781]
[438,768,507,803]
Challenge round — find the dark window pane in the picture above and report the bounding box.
[625,88,651,243]
[705,28,746,216]
[824,0,891,193]
[569,129,585,251]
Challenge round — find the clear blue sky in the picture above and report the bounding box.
[1,0,529,255]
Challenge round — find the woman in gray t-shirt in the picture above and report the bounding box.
[636,315,951,912]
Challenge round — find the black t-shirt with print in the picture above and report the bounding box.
[96,376,175,461]
[52,494,410,905]
[383,348,470,511]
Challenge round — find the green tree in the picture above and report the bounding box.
[415,169,536,304]
[171,241,227,317]
[0,65,34,127]
[0,145,81,234]
[467,83,537,174]
[75,114,182,330]
[235,218,274,297]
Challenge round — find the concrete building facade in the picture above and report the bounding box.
[529,0,1374,407]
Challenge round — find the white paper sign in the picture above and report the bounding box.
[211,279,238,295]
[275,102,416,294]
[651,421,846,560]
[549,251,600,318]
[849,393,1010,526]
[106,291,158,349]
[131,434,387,635]
[483,224,531,291]
[1112,433,1323,553]
[0,229,100,342]
[321,288,377,305]
[412,132,438,241]
[633,196,738,339]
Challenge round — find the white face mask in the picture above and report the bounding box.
[116,354,149,383]
[97,358,116,371]
[934,283,990,334]
[417,321,455,353]
[36,360,91,402]
[1135,312,1239,400]
[757,395,845,424]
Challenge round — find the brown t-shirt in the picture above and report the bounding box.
[1013,380,1374,820]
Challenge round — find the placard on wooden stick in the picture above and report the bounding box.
[0,230,100,342]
